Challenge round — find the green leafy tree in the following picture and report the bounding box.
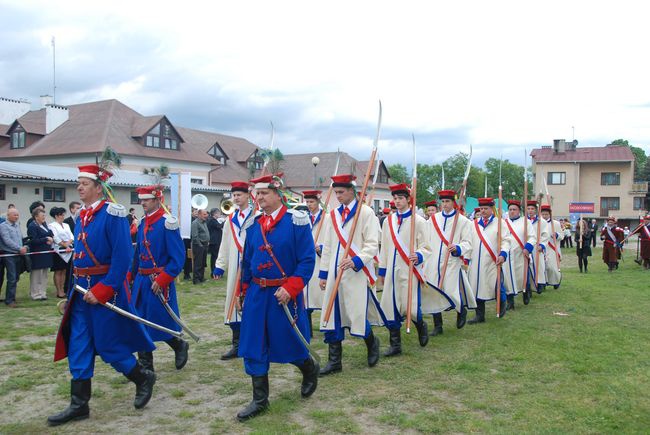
[259,148,284,174]
[630,146,647,180]
[387,163,409,184]
[484,158,528,199]
[610,139,648,180]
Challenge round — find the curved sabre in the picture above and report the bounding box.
[156,292,200,342]
[74,285,184,339]
[282,303,321,364]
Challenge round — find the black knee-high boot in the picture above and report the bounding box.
[583,257,588,273]
[137,351,154,372]
[47,379,91,426]
[363,330,380,367]
[383,328,402,357]
[468,300,485,324]
[237,375,269,421]
[166,337,190,369]
[578,257,583,273]
[319,341,342,376]
[221,328,240,360]
[430,313,443,336]
[124,363,156,409]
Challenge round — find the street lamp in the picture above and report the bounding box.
[311,156,320,188]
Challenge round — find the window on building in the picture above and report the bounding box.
[601,172,620,186]
[547,172,566,185]
[145,121,179,150]
[373,199,380,212]
[44,187,65,202]
[0,185,5,200]
[10,127,25,149]
[600,197,620,216]
[633,197,645,210]
[377,167,389,184]
[384,200,390,209]
[209,143,227,164]
[191,178,204,185]
[130,191,140,204]
[12,187,17,194]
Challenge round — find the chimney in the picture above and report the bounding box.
[553,139,566,153]
[0,97,31,124]
[40,95,53,107]
[45,104,69,133]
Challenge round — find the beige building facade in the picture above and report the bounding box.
[531,140,648,227]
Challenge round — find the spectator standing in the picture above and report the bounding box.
[63,201,81,295]
[207,208,224,275]
[590,219,598,247]
[0,208,27,307]
[26,201,45,228]
[27,209,54,300]
[64,201,81,234]
[49,207,74,298]
[127,208,139,242]
[564,221,573,248]
[190,209,210,284]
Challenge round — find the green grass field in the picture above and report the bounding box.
[0,247,648,434]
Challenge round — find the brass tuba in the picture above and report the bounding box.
[220,198,235,215]
[191,194,209,210]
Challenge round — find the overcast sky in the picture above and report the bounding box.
[2,0,650,169]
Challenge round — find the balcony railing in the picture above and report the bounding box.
[630,181,649,194]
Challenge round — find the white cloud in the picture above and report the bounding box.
[2,0,650,167]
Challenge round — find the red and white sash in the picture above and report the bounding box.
[605,226,618,245]
[505,218,525,250]
[330,209,376,285]
[387,214,425,283]
[474,219,498,263]
[228,214,245,254]
[431,214,450,247]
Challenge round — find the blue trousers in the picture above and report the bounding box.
[3,256,20,305]
[68,296,136,379]
[244,357,309,376]
[385,282,423,330]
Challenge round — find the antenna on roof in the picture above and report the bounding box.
[51,36,56,104]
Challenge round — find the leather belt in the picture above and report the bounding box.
[74,265,110,276]
[253,277,287,288]
[138,267,163,276]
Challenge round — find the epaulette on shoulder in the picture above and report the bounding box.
[106,202,127,218]
[164,214,179,230]
[288,209,309,226]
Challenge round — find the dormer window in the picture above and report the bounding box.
[377,165,389,183]
[247,150,264,170]
[209,143,228,164]
[145,121,179,150]
[10,126,25,149]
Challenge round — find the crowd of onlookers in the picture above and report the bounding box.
[0,201,227,308]
[0,201,80,308]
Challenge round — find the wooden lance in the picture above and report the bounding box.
[322,101,382,327]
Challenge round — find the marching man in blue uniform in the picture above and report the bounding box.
[50,163,156,426]
[236,173,318,421]
[131,185,189,372]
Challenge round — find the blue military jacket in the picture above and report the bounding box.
[54,201,155,362]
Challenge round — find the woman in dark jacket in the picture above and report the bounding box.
[27,208,54,300]
[575,218,592,273]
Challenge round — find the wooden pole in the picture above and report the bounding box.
[405,136,417,333]
[496,185,503,317]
